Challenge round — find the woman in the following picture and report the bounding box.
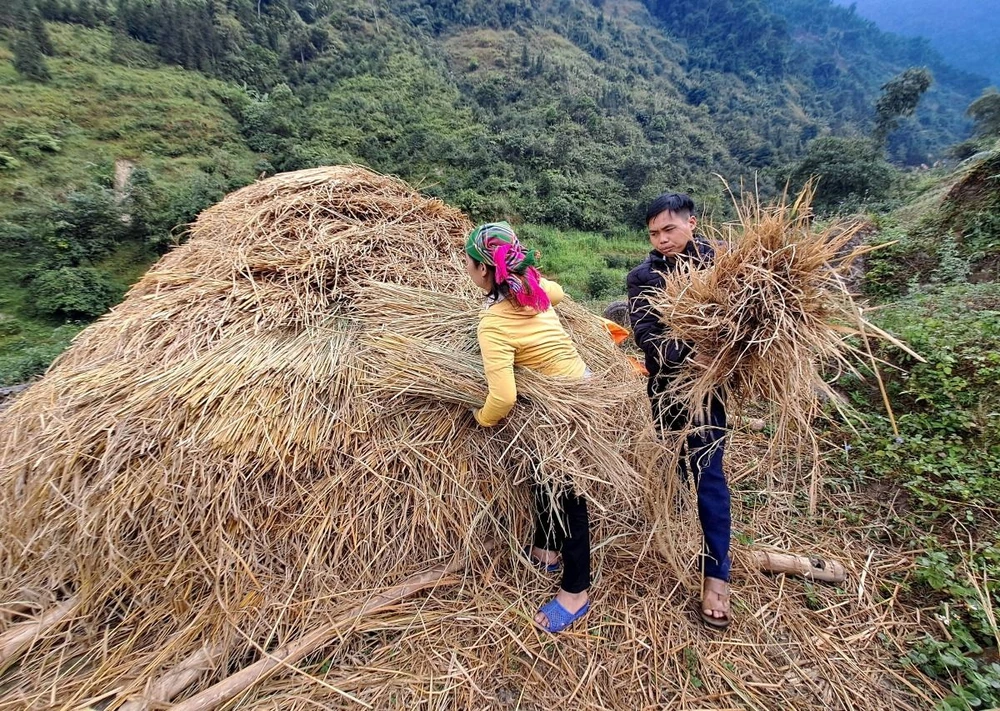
[464,221,591,634]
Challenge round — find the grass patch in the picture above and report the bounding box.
[518,223,648,301]
[0,23,252,213]
[0,318,83,385]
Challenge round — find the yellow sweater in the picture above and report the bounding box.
[474,279,588,427]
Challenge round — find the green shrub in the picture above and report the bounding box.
[586,268,619,298]
[18,132,61,153]
[790,136,897,212]
[838,283,1000,511]
[0,324,82,386]
[28,267,123,319]
[50,187,129,264]
[0,152,22,171]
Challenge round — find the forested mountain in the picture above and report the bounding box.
[0,0,993,346]
[0,0,988,231]
[766,0,990,163]
[828,0,1000,85]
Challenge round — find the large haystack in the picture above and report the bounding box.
[0,168,943,710]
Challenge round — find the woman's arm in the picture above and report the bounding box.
[474,322,517,427]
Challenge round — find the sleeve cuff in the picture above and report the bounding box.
[473,408,495,427]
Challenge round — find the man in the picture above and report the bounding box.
[626,192,732,629]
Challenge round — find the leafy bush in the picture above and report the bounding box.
[49,187,129,264]
[28,267,123,319]
[586,268,620,298]
[18,132,61,153]
[0,152,22,171]
[840,284,1000,511]
[0,324,82,385]
[154,174,230,246]
[790,136,897,212]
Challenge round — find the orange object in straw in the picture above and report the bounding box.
[599,318,648,376]
[600,318,630,345]
[627,355,648,376]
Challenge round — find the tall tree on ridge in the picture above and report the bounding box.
[873,67,933,148]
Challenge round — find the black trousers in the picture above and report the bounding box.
[531,483,591,594]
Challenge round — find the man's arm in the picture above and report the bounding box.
[626,268,691,367]
[626,268,661,357]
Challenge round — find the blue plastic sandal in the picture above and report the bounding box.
[523,545,561,573]
[535,598,590,634]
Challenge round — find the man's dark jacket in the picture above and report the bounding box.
[626,237,715,378]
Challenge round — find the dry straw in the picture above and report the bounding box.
[647,184,920,510]
[0,168,943,709]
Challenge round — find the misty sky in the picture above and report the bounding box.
[831,0,1000,85]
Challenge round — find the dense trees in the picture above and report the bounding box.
[1,0,987,239]
[645,0,789,77]
[12,29,51,81]
[6,2,54,81]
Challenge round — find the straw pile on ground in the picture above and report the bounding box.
[0,167,947,710]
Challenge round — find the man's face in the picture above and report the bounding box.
[647,209,696,257]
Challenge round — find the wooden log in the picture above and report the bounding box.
[754,550,846,584]
[119,644,224,711]
[0,601,38,624]
[169,553,473,711]
[0,596,78,669]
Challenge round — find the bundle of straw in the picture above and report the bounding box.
[650,186,917,506]
[353,280,651,506]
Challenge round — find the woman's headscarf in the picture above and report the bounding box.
[465,221,549,311]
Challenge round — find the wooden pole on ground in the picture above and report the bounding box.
[167,552,474,711]
[754,550,847,584]
[0,596,78,670]
[119,644,224,711]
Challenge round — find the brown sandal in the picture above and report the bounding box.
[700,577,731,630]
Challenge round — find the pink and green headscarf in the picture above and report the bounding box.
[465,221,550,311]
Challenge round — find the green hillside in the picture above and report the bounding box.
[0,0,988,229]
[0,21,258,381]
[0,0,994,385]
[0,24,256,213]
